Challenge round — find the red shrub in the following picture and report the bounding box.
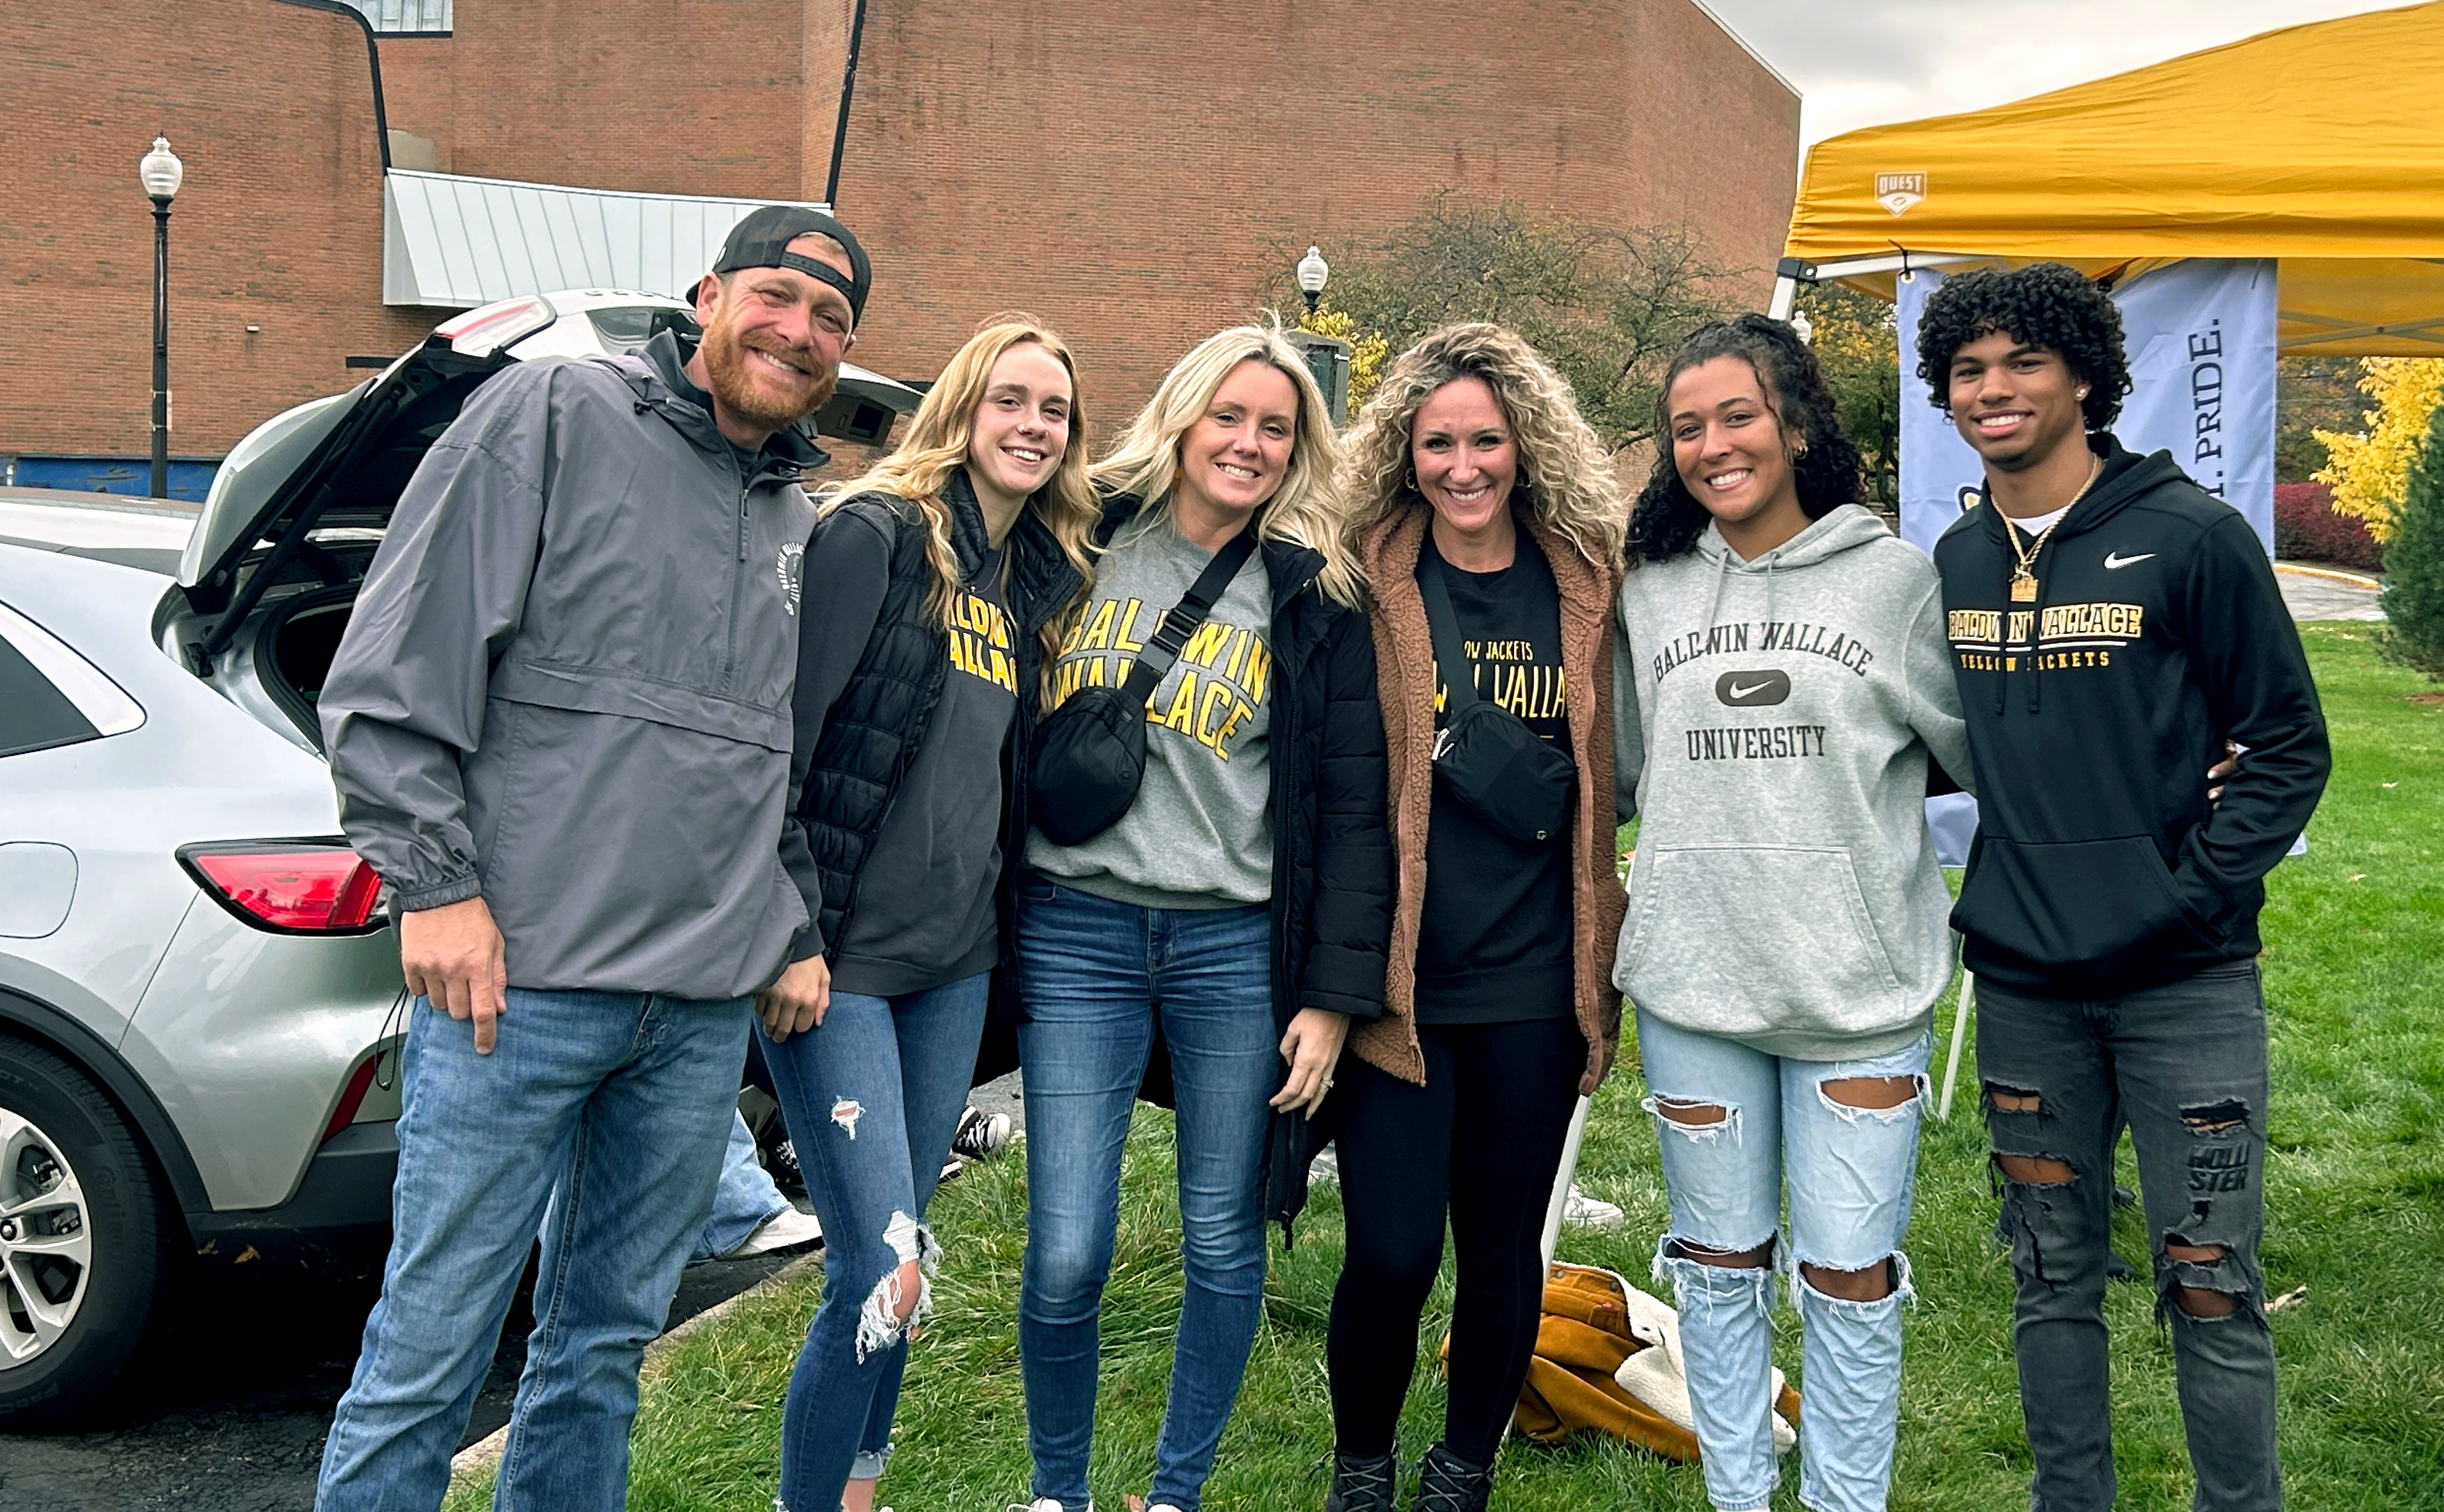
[2275,482,2385,572]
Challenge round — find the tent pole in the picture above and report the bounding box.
[1769,255,1810,320]
[1939,969,1974,1120]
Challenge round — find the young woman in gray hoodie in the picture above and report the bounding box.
[1612,315,1971,1512]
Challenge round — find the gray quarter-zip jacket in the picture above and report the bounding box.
[321,345,820,1001]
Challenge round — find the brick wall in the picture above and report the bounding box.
[1,0,1795,465]
[822,0,1798,431]
[378,33,457,170]
[0,0,438,458]
[443,0,809,199]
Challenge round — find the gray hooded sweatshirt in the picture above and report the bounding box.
[1611,505,1971,1060]
[321,346,819,1002]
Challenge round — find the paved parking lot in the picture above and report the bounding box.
[0,1250,799,1512]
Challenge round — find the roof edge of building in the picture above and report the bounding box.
[1680,0,1798,98]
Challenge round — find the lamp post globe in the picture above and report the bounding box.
[140,136,184,202]
[140,136,182,499]
[1296,245,1329,316]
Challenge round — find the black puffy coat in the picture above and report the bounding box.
[1014,495,1394,1237]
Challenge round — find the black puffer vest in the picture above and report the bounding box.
[799,469,1082,956]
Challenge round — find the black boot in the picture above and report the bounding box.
[1321,1449,1398,1512]
[1410,1444,1494,1512]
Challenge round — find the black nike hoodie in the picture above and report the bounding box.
[1933,434,2330,997]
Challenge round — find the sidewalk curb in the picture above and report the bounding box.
[444,1251,823,1497]
[2276,562,2382,589]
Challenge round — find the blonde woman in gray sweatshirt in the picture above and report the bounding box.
[1612,316,1970,1512]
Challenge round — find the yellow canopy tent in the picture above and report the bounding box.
[1772,0,2444,355]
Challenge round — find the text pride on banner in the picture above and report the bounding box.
[1893,259,2276,560]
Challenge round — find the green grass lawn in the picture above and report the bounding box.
[449,623,2444,1510]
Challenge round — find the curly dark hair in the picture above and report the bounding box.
[1912,263,2131,431]
[1628,313,1865,564]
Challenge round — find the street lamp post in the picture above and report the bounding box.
[1285,245,1351,426]
[140,136,183,500]
[1295,245,1329,315]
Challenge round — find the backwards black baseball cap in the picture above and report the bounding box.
[712,205,873,325]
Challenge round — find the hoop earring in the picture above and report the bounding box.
[1515,466,1532,491]
[1405,469,1420,494]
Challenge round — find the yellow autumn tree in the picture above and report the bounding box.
[1294,303,1389,415]
[2313,357,2444,541]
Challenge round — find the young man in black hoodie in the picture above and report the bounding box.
[1921,264,2328,1512]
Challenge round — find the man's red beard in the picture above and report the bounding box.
[701,309,839,432]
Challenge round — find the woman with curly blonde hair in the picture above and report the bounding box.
[760,315,1099,1512]
[1012,324,1392,1512]
[1323,322,1628,1512]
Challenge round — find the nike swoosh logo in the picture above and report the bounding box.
[1727,679,1772,700]
[2104,552,2157,569]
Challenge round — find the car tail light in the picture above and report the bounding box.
[322,1052,386,1143]
[434,294,555,357]
[178,842,387,934]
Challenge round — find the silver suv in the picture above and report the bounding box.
[0,292,916,1424]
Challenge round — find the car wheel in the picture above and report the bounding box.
[0,1036,174,1427]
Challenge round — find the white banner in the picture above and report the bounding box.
[1892,259,2279,865]
[1894,258,2277,559]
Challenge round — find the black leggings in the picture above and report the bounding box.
[1326,1015,1585,1464]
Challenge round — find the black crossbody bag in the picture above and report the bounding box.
[1028,529,1261,846]
[1419,547,1577,844]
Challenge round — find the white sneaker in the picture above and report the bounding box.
[1563,1185,1626,1229]
[1006,1501,1090,1512]
[721,1204,824,1259]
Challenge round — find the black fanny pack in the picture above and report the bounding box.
[1028,528,1261,847]
[1419,546,1576,844]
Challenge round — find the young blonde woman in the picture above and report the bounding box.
[759,316,1099,1512]
[1012,325,1394,1512]
[1323,323,1628,1512]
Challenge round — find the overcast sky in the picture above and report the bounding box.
[1699,0,2407,148]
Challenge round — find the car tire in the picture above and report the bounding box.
[0,1036,175,1428]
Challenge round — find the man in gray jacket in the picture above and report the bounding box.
[313,206,868,1512]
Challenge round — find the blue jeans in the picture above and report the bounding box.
[1977,963,2279,1512]
[693,1110,794,1262]
[316,988,750,1512]
[759,973,991,1512]
[1015,875,1276,1512]
[1637,1010,1931,1512]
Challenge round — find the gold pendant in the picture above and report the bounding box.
[2010,572,2038,603]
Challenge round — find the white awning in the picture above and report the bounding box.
[383,170,828,309]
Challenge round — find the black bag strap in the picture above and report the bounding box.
[1417,543,1478,719]
[1121,528,1259,704]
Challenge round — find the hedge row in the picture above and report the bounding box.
[2275,482,2385,572]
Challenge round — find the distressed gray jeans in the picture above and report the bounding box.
[1975,961,2280,1512]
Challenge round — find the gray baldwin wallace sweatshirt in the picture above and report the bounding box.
[1611,505,1973,1061]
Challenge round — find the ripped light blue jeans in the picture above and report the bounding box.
[1636,1009,1930,1512]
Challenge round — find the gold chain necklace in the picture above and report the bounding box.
[2006,456,2103,603]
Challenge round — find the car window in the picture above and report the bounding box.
[0,601,146,758]
[585,306,665,354]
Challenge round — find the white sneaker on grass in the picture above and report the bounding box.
[1563,1185,1625,1228]
[1007,1500,1090,1512]
[720,1204,824,1259]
